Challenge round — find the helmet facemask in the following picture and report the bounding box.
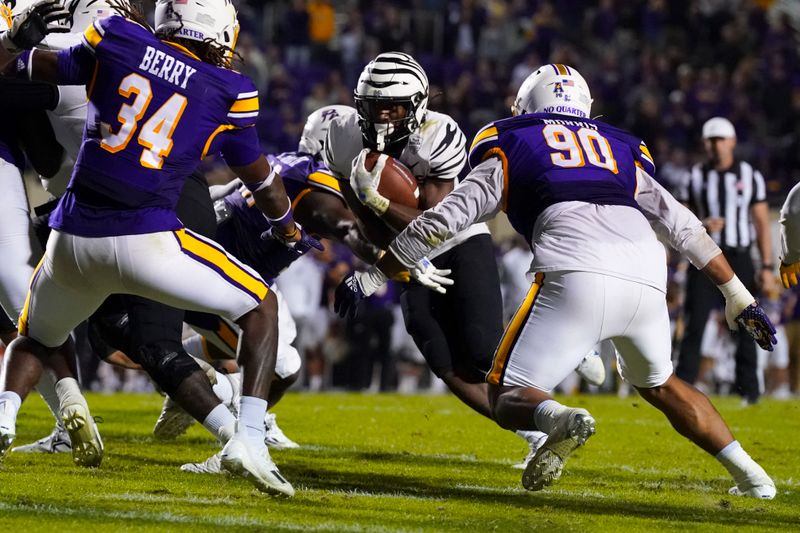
[354,52,429,152]
[355,95,424,152]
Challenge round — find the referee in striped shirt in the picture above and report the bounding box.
[676,117,775,404]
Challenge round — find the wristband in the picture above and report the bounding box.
[265,203,292,226]
[242,166,278,194]
[762,264,774,271]
[717,276,755,311]
[357,265,388,297]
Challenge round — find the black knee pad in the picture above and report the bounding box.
[135,344,201,397]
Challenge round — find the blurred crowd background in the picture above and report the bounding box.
[8,0,800,400]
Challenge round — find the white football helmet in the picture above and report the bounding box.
[62,0,121,33]
[512,64,593,119]
[354,51,429,151]
[154,0,238,52]
[298,105,356,157]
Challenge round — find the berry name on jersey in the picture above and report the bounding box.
[138,45,197,89]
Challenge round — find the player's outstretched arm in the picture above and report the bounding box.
[231,157,322,255]
[0,0,66,72]
[333,157,503,318]
[779,182,800,287]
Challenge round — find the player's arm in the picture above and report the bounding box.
[0,0,68,72]
[379,158,502,276]
[779,182,800,287]
[636,169,776,349]
[291,190,383,264]
[376,177,454,233]
[229,155,300,241]
[333,157,503,317]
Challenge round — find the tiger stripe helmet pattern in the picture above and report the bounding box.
[354,51,429,151]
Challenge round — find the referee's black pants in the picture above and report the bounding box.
[676,249,759,402]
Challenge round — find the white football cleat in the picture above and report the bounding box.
[181,452,223,474]
[729,477,777,500]
[575,349,606,387]
[0,400,16,459]
[522,408,595,491]
[512,431,547,470]
[220,434,295,496]
[12,425,71,453]
[264,413,299,449]
[153,396,196,440]
[61,403,104,467]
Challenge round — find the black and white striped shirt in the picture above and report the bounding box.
[677,160,767,248]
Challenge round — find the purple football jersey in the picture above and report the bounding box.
[469,112,656,242]
[48,16,263,237]
[216,151,340,283]
[267,152,341,202]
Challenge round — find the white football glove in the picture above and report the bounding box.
[350,148,389,215]
[411,257,453,294]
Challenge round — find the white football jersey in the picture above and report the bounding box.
[324,110,489,257]
[38,33,88,195]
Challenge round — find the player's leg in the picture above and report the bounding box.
[1,232,111,465]
[0,165,76,450]
[616,282,775,498]
[119,229,293,496]
[487,272,603,490]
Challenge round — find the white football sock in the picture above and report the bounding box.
[533,399,568,434]
[35,370,64,426]
[238,395,267,446]
[716,440,773,488]
[202,403,236,444]
[0,391,22,418]
[55,377,87,412]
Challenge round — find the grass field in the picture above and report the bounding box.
[1,392,799,532]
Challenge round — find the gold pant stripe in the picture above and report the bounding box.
[487,273,544,385]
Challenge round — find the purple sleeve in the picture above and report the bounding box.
[56,44,95,85]
[219,126,262,167]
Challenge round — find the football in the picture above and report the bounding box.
[364,151,420,208]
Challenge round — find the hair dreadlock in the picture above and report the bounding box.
[108,0,241,70]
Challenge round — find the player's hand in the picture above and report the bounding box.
[780,261,800,288]
[334,273,367,318]
[410,257,453,294]
[734,303,777,351]
[350,148,389,215]
[333,267,388,318]
[1,0,69,54]
[261,223,323,255]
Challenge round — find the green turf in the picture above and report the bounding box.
[1,392,798,532]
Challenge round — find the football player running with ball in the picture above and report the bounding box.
[326,52,604,464]
[336,64,778,499]
[0,0,320,497]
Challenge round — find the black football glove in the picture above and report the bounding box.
[260,222,324,256]
[735,303,777,351]
[1,0,69,55]
[333,273,366,318]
